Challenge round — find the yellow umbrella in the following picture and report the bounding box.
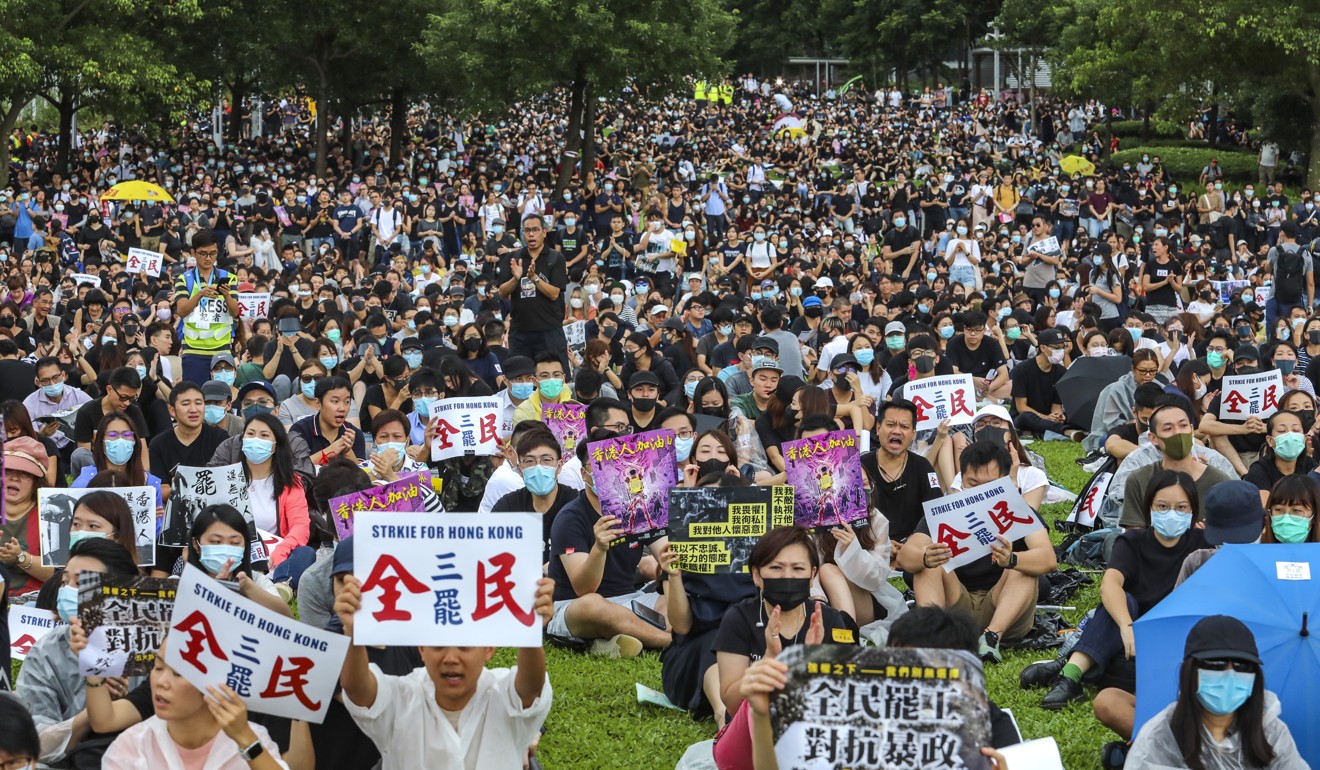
[100,180,175,204]
[1059,155,1096,177]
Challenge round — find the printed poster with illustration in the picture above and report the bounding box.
[327,471,432,539]
[542,402,587,455]
[587,428,678,539]
[782,429,869,530]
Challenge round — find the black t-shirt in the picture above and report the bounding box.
[1243,454,1317,493]
[496,246,568,333]
[1144,256,1182,306]
[261,337,317,382]
[1105,421,1141,446]
[1204,393,1267,454]
[883,227,921,276]
[548,491,645,601]
[147,426,230,485]
[491,484,576,564]
[0,359,35,403]
[1011,358,1064,414]
[915,506,1042,592]
[946,336,1007,379]
[869,451,943,541]
[714,597,858,662]
[73,398,150,444]
[1108,527,1208,616]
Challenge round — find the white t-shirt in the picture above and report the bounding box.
[248,475,278,534]
[951,466,1047,497]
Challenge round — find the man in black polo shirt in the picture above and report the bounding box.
[946,310,1011,402]
[882,213,922,280]
[491,427,576,566]
[1012,328,1083,440]
[546,429,672,656]
[148,381,230,500]
[498,214,569,369]
[290,375,365,465]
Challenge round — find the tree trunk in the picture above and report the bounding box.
[388,87,407,165]
[1142,104,1152,142]
[0,100,25,189]
[581,82,596,180]
[55,90,74,177]
[227,80,247,145]
[1206,86,1219,148]
[555,73,587,195]
[314,54,330,178]
[340,99,353,157]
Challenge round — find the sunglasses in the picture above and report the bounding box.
[1198,659,1258,673]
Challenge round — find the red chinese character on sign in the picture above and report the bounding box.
[172,610,229,674]
[472,552,534,626]
[1079,484,1102,520]
[260,655,321,712]
[1263,384,1279,413]
[360,555,430,621]
[432,418,460,450]
[988,499,1035,535]
[950,388,974,418]
[1223,390,1249,414]
[911,396,934,424]
[478,413,498,444]
[936,523,971,558]
[12,635,36,657]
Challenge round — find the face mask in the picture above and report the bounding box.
[199,544,246,575]
[314,353,338,370]
[413,397,434,418]
[539,378,564,399]
[1279,327,1292,342]
[886,336,904,351]
[102,336,117,346]
[719,324,733,336]
[157,308,171,321]
[42,381,65,398]
[570,298,584,309]
[1207,351,1225,369]
[1196,669,1255,716]
[1047,348,1066,365]
[325,328,342,344]
[956,225,968,236]
[611,294,626,305]
[242,403,273,420]
[522,464,558,496]
[301,379,318,399]
[1151,508,1193,539]
[1273,431,1307,460]
[1159,431,1194,461]
[69,530,110,551]
[511,382,536,400]
[1276,358,1297,376]
[674,435,694,462]
[1271,513,1312,543]
[1048,288,1061,299]
[760,577,810,612]
[926,271,938,284]
[751,291,762,301]
[914,355,935,374]
[632,397,657,413]
[854,348,875,366]
[443,315,459,328]
[212,370,236,386]
[565,217,576,227]
[893,217,906,228]
[105,437,135,465]
[57,584,80,623]
[1006,327,1022,341]
[602,325,618,338]
[1128,327,1143,341]
[584,283,599,294]
[917,303,930,315]
[998,307,1012,319]
[938,326,955,340]
[242,436,275,463]
[790,286,802,297]
[204,404,228,425]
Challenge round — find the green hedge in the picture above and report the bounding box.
[1110,146,1258,186]
[1096,119,1184,140]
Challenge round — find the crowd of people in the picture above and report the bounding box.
[0,76,1315,769]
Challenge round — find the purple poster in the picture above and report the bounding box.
[542,402,587,455]
[587,428,677,538]
[782,429,868,529]
[328,471,432,539]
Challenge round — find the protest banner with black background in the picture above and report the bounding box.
[667,486,794,598]
[78,573,177,677]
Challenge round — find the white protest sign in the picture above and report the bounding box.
[923,477,1043,571]
[998,738,1065,770]
[70,272,102,288]
[1027,235,1061,258]
[8,605,61,660]
[125,247,164,277]
[237,292,271,321]
[902,374,977,432]
[1255,285,1273,304]
[564,320,587,351]
[353,511,542,647]
[428,396,503,461]
[163,464,257,551]
[38,486,157,567]
[1218,369,1283,421]
[165,564,348,723]
[1277,561,1311,581]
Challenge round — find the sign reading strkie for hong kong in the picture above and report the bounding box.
[352,512,542,647]
[165,564,349,723]
[902,374,977,432]
[428,396,503,461]
[1218,370,1283,421]
[922,478,1042,571]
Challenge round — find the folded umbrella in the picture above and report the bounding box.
[1055,355,1131,431]
[1134,544,1320,767]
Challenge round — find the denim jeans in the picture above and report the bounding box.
[271,545,317,590]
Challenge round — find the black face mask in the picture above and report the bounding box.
[700,406,727,419]
[760,577,811,612]
[632,397,656,413]
[1309,331,1320,345]
[1294,408,1317,434]
[914,355,936,374]
[462,337,482,353]
[601,326,617,338]
[835,376,851,391]
[784,406,798,423]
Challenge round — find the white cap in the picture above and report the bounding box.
[973,404,1013,427]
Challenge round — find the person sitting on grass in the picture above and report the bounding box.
[332,570,555,769]
[899,441,1057,664]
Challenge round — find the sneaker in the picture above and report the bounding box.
[1019,657,1065,689]
[1066,428,1088,442]
[275,581,295,606]
[1082,456,1110,473]
[1075,448,1105,466]
[978,631,1002,664]
[1041,675,1085,710]
[588,634,643,659]
[1101,741,1129,769]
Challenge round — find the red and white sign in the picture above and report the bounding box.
[165,565,348,723]
[8,605,61,660]
[428,396,503,461]
[1219,370,1283,421]
[903,374,977,432]
[237,292,271,321]
[125,247,164,277]
[923,477,1043,571]
[353,511,543,647]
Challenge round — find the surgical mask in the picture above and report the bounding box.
[1128,327,1143,341]
[42,382,65,398]
[565,217,577,227]
[998,307,1012,319]
[790,286,802,297]
[204,405,226,425]
[675,435,694,462]
[377,442,407,467]
[939,326,954,340]
[444,315,459,327]
[523,464,557,496]
[1273,431,1307,460]
[157,308,171,321]
[241,437,275,464]
[68,530,109,550]
[1279,327,1292,342]
[242,403,273,420]
[404,351,424,369]
[213,370,236,386]
[135,365,149,380]
[926,271,938,283]
[511,382,536,400]
[570,298,584,309]
[611,294,626,305]
[760,577,810,612]
[917,303,930,314]
[413,397,434,418]
[893,217,906,228]
[1271,514,1312,543]
[326,329,342,343]
[57,585,80,623]
[1006,328,1022,341]
[956,225,968,235]
[854,348,875,366]
[199,544,245,575]
[753,232,766,242]
[301,379,318,399]
[539,378,564,399]
[1049,288,1061,299]
[719,324,733,336]
[1194,382,1208,399]
[105,438,135,465]
[1159,431,1194,461]
[751,292,762,300]
[320,356,339,370]
[1196,669,1255,716]
[1151,508,1193,539]
[1207,351,1226,369]
[1047,348,1066,365]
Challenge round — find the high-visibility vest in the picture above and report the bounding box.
[694,81,708,101]
[719,84,734,104]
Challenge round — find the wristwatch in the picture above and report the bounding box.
[240,739,265,763]
[1007,553,1019,570]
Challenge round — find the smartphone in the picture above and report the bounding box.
[632,600,667,631]
[278,318,300,335]
[216,579,242,592]
[357,341,375,358]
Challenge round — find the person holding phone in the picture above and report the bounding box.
[172,229,240,387]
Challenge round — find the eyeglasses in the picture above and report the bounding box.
[908,349,934,359]
[194,248,219,258]
[518,456,560,470]
[1198,659,1258,673]
[601,421,633,434]
[1134,367,1159,376]
[36,372,65,386]
[1206,345,1228,353]
[110,388,138,405]
[671,427,695,440]
[104,430,136,441]
[1151,503,1194,514]
[966,326,985,333]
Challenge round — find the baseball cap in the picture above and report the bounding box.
[1184,615,1262,665]
[802,296,823,309]
[650,304,669,316]
[660,317,685,331]
[752,336,780,355]
[814,277,834,288]
[332,536,354,576]
[210,353,236,370]
[1038,328,1067,347]
[502,356,534,380]
[829,353,859,371]
[885,321,906,337]
[629,370,661,390]
[237,380,278,404]
[399,336,422,352]
[1202,481,1266,545]
[752,358,783,374]
[1234,345,1259,363]
[202,380,232,402]
[973,404,1013,427]
[3,436,49,478]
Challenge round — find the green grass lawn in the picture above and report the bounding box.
[511,439,1111,769]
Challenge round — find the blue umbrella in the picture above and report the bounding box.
[1134,544,1320,766]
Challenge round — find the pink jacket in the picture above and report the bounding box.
[270,477,310,566]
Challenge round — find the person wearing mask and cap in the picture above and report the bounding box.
[209,351,239,398]
[725,336,779,397]
[1200,345,1269,476]
[202,379,244,437]
[0,436,54,595]
[148,381,231,501]
[498,354,537,428]
[1012,327,1086,440]
[514,352,576,424]
[626,370,663,432]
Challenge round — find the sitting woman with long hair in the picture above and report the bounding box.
[238,413,314,588]
[185,504,292,618]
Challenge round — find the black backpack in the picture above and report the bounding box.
[1274,245,1306,304]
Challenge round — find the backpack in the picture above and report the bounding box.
[1274,244,1306,304]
